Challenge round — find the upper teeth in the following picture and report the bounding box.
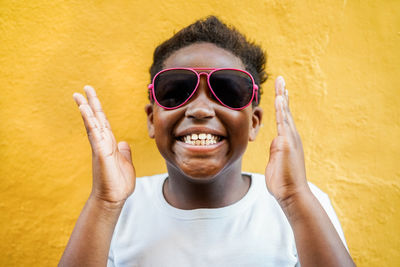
[182,133,220,145]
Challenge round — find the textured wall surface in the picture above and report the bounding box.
[0,0,399,266]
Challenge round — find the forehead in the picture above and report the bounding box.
[163,43,245,70]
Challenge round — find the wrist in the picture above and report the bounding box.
[88,193,126,212]
[278,187,316,223]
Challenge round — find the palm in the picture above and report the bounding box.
[265,77,308,203]
[74,86,136,203]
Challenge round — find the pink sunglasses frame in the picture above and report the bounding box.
[148,68,258,110]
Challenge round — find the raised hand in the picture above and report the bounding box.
[59,86,136,266]
[73,86,136,205]
[265,76,309,204]
[264,77,356,266]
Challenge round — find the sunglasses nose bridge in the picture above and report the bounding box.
[197,72,211,86]
[197,72,210,77]
[193,72,213,99]
[184,72,216,119]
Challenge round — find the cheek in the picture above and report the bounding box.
[220,111,252,150]
[152,109,181,150]
[153,116,171,145]
[153,107,173,134]
[223,111,252,134]
[153,119,173,161]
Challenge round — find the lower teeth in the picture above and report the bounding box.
[184,139,217,145]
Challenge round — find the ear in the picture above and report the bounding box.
[145,104,155,139]
[249,106,263,141]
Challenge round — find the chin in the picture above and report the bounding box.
[178,164,222,183]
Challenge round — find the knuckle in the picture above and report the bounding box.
[93,106,104,113]
[283,117,290,125]
[79,103,89,109]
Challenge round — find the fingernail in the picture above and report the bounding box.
[84,85,95,95]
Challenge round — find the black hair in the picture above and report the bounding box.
[149,15,267,105]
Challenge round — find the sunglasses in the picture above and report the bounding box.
[148,68,258,110]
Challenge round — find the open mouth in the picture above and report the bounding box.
[177,133,223,146]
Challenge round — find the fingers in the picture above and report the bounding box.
[73,86,116,153]
[284,88,289,105]
[73,92,104,149]
[118,141,133,163]
[274,95,286,136]
[84,85,112,130]
[275,76,286,96]
[274,76,288,136]
[274,76,298,138]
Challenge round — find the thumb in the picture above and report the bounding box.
[117,141,133,162]
[265,156,275,188]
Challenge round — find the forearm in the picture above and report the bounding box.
[59,195,124,267]
[280,190,355,267]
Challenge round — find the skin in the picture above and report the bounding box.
[145,43,262,209]
[59,43,355,266]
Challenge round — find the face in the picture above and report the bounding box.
[145,43,262,181]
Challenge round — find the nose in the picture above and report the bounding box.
[184,75,215,119]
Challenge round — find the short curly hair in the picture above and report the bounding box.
[149,16,268,106]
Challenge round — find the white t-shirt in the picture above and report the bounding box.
[108,173,347,267]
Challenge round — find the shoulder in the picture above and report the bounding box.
[126,173,167,203]
[246,173,334,223]
[307,181,349,249]
[111,173,167,239]
[245,172,330,203]
[118,173,167,218]
[308,182,329,199]
[307,182,334,216]
[248,173,348,249]
[134,173,167,193]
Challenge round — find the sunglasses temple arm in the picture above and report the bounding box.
[148,84,153,101]
[255,85,259,104]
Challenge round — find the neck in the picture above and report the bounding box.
[163,160,250,210]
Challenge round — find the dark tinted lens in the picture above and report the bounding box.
[209,70,253,108]
[154,69,198,108]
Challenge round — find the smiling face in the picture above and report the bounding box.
[145,43,262,181]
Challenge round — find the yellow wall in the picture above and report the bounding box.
[1,0,399,266]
